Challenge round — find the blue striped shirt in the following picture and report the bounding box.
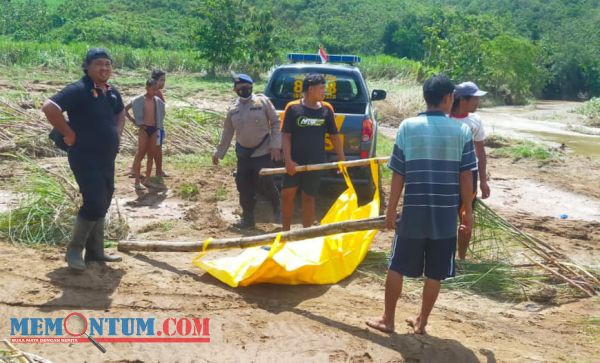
[388,111,477,239]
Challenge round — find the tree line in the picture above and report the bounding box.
[0,0,598,102]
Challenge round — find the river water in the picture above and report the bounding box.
[478,100,600,157]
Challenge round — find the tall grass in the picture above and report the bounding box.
[0,156,129,246]
[361,55,421,80]
[376,132,394,182]
[0,165,77,245]
[446,261,547,301]
[0,38,206,73]
[368,79,424,126]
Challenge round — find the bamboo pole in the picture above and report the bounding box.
[496,211,589,281]
[476,201,599,293]
[258,157,390,176]
[560,262,600,285]
[523,254,595,297]
[118,216,385,253]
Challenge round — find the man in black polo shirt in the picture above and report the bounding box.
[42,48,126,271]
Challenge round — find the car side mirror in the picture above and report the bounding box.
[371,89,387,101]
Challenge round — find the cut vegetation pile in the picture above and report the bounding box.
[120,107,223,155]
[360,200,599,304]
[0,97,224,157]
[0,98,58,157]
[454,201,599,303]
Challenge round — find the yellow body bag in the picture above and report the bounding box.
[193,161,380,287]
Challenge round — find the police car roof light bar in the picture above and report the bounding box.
[287,53,361,65]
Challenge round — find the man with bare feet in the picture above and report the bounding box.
[366,75,476,334]
[149,69,169,177]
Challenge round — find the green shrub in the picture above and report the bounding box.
[576,97,600,127]
[492,140,556,161]
[179,182,199,201]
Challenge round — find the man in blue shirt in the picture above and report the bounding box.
[367,75,476,334]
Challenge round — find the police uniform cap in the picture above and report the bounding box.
[233,73,253,85]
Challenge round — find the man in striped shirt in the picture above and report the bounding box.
[367,75,477,334]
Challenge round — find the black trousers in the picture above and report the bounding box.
[68,152,116,221]
[235,154,279,214]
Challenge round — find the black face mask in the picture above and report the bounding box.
[236,87,253,99]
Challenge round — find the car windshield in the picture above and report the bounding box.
[268,70,365,103]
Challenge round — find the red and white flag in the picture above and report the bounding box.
[318,47,329,63]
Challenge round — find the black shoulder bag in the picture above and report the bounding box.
[235,133,270,159]
[49,124,70,152]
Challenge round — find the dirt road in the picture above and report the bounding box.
[1,238,598,363]
[380,100,600,221]
[1,75,599,362]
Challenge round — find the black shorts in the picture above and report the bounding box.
[388,234,457,281]
[142,125,158,137]
[282,171,322,196]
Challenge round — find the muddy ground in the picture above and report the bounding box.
[1,150,599,363]
[0,74,599,362]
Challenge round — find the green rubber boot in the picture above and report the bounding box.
[65,216,95,271]
[84,217,122,263]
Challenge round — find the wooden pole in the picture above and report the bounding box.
[118,216,385,253]
[259,157,390,176]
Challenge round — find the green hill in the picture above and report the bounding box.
[1,0,598,100]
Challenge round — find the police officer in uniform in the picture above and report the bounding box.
[213,74,281,228]
[42,48,126,271]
